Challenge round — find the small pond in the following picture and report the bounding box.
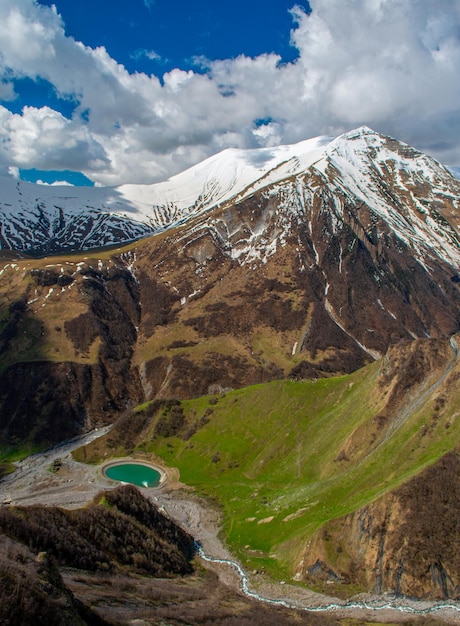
[103,463,162,488]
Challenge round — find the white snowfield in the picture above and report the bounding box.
[0,126,458,266]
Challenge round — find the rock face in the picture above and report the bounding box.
[301,451,460,599]
[295,335,460,599]
[0,264,143,444]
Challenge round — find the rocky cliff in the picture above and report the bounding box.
[301,450,460,599]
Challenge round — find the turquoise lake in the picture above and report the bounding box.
[104,463,161,488]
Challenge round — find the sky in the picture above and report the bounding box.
[0,0,460,187]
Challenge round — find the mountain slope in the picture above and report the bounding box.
[1,126,458,261]
[0,128,459,447]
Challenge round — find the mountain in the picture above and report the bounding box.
[0,126,459,448]
[0,133,330,254]
[1,126,458,261]
[1,127,460,606]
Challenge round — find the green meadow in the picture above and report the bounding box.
[132,356,460,579]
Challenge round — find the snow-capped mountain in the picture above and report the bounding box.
[0,127,459,446]
[0,133,330,253]
[2,126,458,262]
[2,128,460,613]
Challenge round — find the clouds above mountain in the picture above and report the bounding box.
[0,0,459,185]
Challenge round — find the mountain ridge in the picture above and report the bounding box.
[0,132,332,254]
[1,126,459,265]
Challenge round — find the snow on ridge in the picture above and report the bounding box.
[311,128,460,269]
[117,134,334,215]
[0,126,459,260]
[0,134,334,251]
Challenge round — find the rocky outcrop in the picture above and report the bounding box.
[300,451,460,599]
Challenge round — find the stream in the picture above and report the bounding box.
[195,543,460,620]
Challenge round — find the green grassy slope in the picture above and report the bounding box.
[81,336,459,582]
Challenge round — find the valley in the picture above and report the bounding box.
[72,333,460,599]
[1,427,460,624]
[0,127,459,623]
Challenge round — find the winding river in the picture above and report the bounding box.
[195,542,460,619]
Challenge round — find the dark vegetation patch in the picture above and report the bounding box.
[379,338,448,392]
[153,402,186,438]
[141,352,284,402]
[0,485,194,577]
[161,352,284,400]
[168,339,198,349]
[74,399,187,460]
[394,451,460,597]
[137,270,179,336]
[184,301,257,336]
[288,350,368,379]
[0,295,30,355]
[0,535,108,626]
[78,269,139,381]
[0,362,92,445]
[300,303,370,368]
[30,267,74,287]
[0,263,144,448]
[64,311,99,354]
[121,400,181,452]
[184,280,307,338]
[0,357,140,447]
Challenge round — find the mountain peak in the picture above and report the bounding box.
[0,127,458,264]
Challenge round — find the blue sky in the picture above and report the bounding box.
[1,0,459,187]
[38,0,305,75]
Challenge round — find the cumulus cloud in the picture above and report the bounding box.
[0,105,109,172]
[0,0,459,186]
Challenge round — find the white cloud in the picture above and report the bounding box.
[0,105,109,171]
[36,179,74,186]
[131,48,162,62]
[0,0,460,186]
